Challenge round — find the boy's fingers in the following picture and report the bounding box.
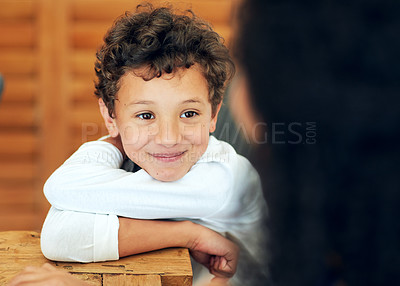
[209,256,215,268]
[218,257,227,271]
[211,268,233,278]
[212,256,219,267]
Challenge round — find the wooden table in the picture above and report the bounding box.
[0,231,192,285]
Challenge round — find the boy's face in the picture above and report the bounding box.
[102,66,220,182]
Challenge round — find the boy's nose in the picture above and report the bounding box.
[155,119,182,147]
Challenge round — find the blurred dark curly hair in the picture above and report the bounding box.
[95,4,235,118]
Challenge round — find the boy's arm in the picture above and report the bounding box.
[118,217,238,279]
[41,207,238,280]
[44,138,233,219]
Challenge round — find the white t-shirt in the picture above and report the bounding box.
[41,136,268,284]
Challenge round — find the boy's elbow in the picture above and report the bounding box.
[40,208,95,263]
[43,174,68,209]
[40,222,73,262]
[40,229,62,261]
[43,175,58,204]
[41,221,92,263]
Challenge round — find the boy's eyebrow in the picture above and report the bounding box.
[181,98,204,105]
[127,98,205,106]
[128,100,155,105]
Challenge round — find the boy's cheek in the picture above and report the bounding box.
[118,124,155,144]
[119,125,140,143]
[120,132,150,156]
[147,125,159,137]
[182,125,209,145]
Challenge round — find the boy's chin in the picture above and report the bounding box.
[146,167,189,182]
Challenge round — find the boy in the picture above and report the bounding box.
[41,5,267,285]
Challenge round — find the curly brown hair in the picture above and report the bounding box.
[94,4,235,118]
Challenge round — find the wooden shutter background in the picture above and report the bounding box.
[0,0,233,231]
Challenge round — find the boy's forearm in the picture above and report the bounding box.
[118,217,239,279]
[118,218,194,257]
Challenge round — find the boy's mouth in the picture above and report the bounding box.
[149,151,187,163]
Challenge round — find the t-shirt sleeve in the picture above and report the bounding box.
[41,206,119,263]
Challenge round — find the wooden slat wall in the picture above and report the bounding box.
[0,0,39,230]
[0,0,233,231]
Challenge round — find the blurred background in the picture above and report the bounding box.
[0,0,236,231]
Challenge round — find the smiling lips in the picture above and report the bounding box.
[149,151,187,163]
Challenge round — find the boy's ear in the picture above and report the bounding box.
[209,102,223,133]
[98,98,119,137]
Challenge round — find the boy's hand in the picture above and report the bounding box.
[188,227,239,280]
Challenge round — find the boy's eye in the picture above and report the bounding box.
[137,113,154,120]
[180,111,198,118]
